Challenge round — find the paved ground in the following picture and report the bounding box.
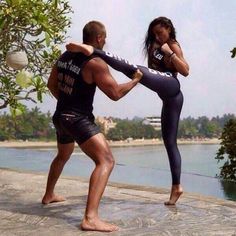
[0,168,236,236]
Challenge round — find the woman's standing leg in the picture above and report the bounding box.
[161,91,184,205]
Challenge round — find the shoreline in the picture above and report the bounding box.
[0,138,220,148]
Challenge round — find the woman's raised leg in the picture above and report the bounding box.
[66,43,180,98]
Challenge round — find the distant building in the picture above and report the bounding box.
[142,116,161,130]
[96,116,117,134]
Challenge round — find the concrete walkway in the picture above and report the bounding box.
[0,168,236,236]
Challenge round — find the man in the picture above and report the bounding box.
[42,21,142,232]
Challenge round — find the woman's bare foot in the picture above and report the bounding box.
[42,193,66,205]
[164,185,183,205]
[81,217,119,232]
[66,43,94,56]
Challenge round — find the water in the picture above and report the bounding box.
[0,144,236,201]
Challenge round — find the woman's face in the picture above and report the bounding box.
[152,24,171,45]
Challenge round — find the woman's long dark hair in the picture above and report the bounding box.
[143,17,177,56]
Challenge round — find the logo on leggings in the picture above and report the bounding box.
[148,69,172,77]
[105,52,138,68]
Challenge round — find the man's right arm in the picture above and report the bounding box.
[47,64,59,100]
[85,58,142,101]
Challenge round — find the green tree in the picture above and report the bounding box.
[215,119,236,181]
[0,107,55,141]
[0,112,16,140]
[178,117,198,138]
[0,0,72,114]
[106,119,159,141]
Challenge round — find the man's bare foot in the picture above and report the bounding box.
[66,43,94,56]
[164,185,183,205]
[81,217,119,232]
[42,193,66,205]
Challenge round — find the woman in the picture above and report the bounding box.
[66,17,189,205]
[144,16,189,205]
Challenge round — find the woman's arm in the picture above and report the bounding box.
[161,43,189,77]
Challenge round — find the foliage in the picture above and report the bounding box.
[215,119,236,181]
[0,111,235,142]
[178,115,234,139]
[0,0,72,113]
[178,117,198,138]
[106,119,161,141]
[105,115,235,141]
[0,107,55,141]
[230,48,236,58]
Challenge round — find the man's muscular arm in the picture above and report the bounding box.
[84,57,142,101]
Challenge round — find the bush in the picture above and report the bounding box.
[215,119,236,181]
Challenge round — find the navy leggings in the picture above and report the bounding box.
[93,49,183,185]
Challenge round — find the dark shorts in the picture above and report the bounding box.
[52,110,100,145]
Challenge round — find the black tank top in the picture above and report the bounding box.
[55,51,96,114]
[148,42,178,75]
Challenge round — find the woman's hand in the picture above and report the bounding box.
[161,43,173,56]
[66,43,94,56]
[66,42,80,52]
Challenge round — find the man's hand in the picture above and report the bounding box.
[132,69,143,82]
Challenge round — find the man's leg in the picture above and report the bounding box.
[42,142,75,204]
[79,133,118,232]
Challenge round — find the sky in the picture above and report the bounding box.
[41,0,236,119]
